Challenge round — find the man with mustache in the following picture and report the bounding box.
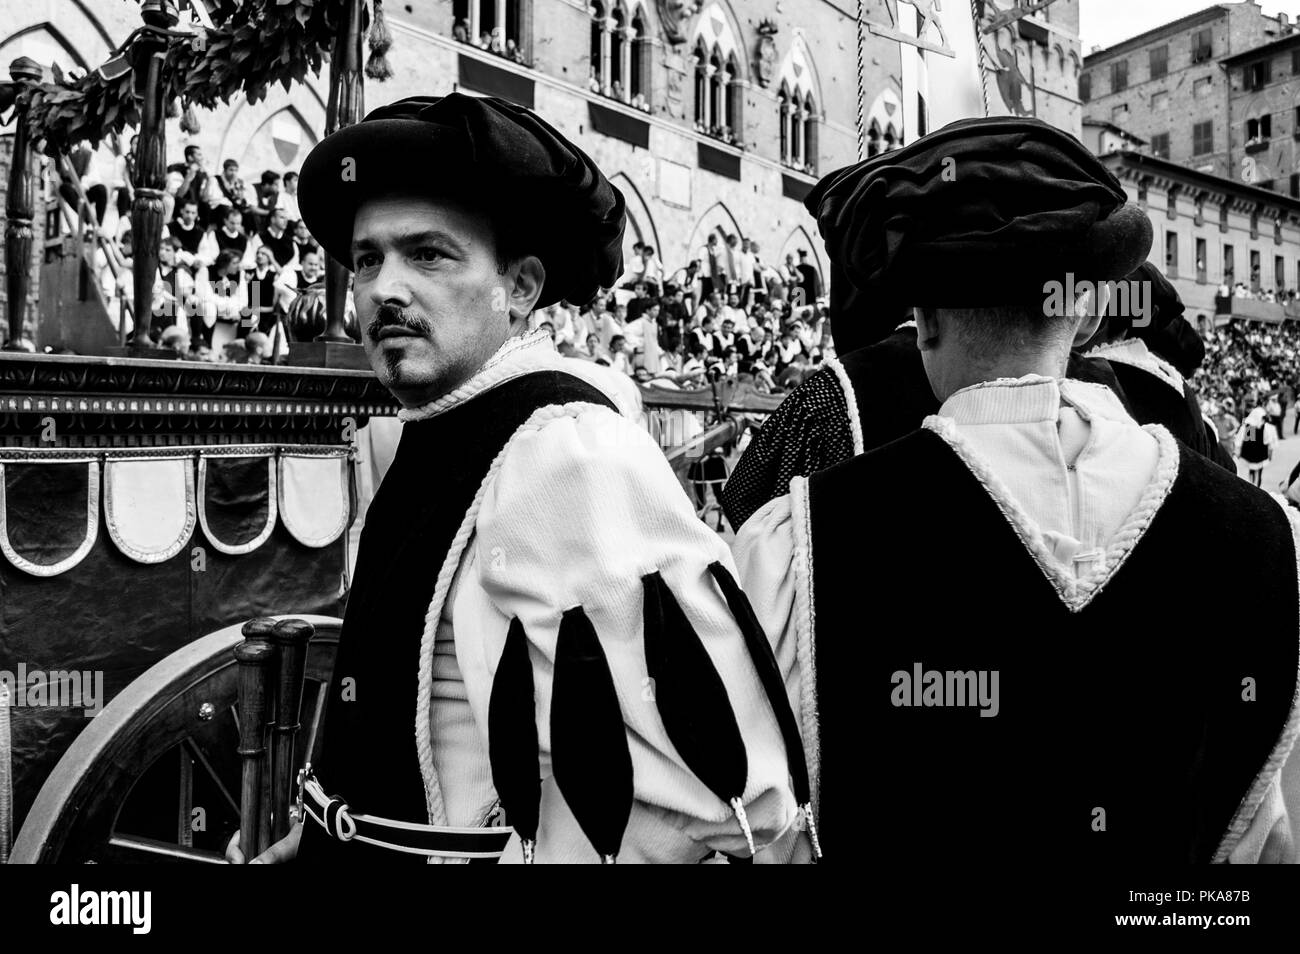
[227,94,802,865]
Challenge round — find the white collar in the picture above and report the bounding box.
[940,374,1133,426]
[397,329,559,423]
[1085,337,1186,395]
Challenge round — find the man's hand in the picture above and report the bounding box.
[225,821,302,864]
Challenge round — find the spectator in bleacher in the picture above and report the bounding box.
[168,198,205,270]
[717,317,736,356]
[162,168,184,225]
[195,248,245,352]
[175,145,213,228]
[292,218,318,264]
[96,227,132,317]
[111,134,138,223]
[581,332,608,362]
[608,334,631,375]
[279,171,302,223]
[151,236,193,343]
[701,233,724,299]
[735,237,756,308]
[693,314,718,356]
[639,244,664,298]
[242,245,281,338]
[795,248,821,306]
[211,159,257,232]
[250,170,280,230]
[619,241,646,290]
[199,205,249,265]
[719,290,746,329]
[595,298,627,349]
[720,233,741,290]
[295,250,325,290]
[243,207,298,271]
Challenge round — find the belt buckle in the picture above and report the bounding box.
[292,762,311,824]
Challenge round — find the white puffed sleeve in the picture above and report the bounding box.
[456,402,799,863]
[731,486,821,864]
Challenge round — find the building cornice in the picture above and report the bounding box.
[1101,150,1300,217]
[1084,5,1228,66]
[1220,30,1300,65]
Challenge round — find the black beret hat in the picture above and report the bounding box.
[297,93,626,308]
[807,116,1153,353]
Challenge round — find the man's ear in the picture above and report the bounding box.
[913,306,940,351]
[507,255,546,324]
[1071,284,1109,348]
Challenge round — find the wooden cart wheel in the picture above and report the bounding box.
[9,615,339,864]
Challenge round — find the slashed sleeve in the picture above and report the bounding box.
[464,403,801,863]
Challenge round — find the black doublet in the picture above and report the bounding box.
[297,371,614,863]
[807,428,1298,862]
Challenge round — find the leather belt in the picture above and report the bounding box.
[297,765,511,859]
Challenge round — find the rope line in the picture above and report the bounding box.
[971,0,992,116]
[856,0,866,160]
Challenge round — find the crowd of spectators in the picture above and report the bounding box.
[56,136,831,380]
[57,135,330,364]
[1195,321,1300,461]
[531,235,832,394]
[451,18,528,66]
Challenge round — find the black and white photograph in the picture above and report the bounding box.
[0,0,1298,934]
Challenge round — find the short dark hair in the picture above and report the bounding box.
[223,159,239,170]
[284,172,299,184]
[214,249,242,273]
[610,334,626,349]
[184,145,201,160]
[933,305,1077,361]
[262,170,281,184]
[180,198,198,209]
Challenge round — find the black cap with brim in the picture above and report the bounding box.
[297,93,626,308]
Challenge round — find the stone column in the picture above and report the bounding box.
[621,25,636,102]
[601,17,614,95]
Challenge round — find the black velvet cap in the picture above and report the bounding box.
[807,116,1154,353]
[297,93,626,308]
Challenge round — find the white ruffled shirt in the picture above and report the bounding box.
[734,374,1299,864]
[396,330,797,862]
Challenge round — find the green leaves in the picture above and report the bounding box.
[17,0,356,155]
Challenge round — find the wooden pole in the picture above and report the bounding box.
[234,637,275,862]
[240,617,279,854]
[132,1,180,349]
[4,57,44,352]
[271,619,315,841]
[320,0,365,344]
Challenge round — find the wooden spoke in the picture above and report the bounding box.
[183,737,240,818]
[9,616,339,863]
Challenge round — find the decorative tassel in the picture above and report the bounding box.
[365,0,394,81]
[487,617,541,863]
[179,100,200,135]
[551,607,633,862]
[729,797,756,857]
[643,571,753,852]
[364,53,393,81]
[368,0,393,54]
[707,562,822,860]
